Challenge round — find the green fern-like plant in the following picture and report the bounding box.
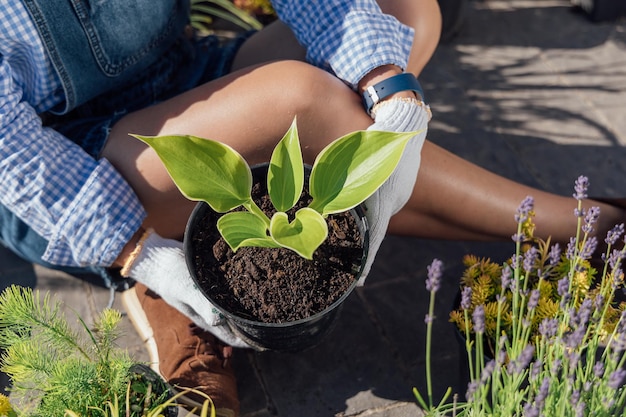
[0,285,172,417]
[190,0,265,34]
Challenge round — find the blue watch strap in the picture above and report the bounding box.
[362,73,426,115]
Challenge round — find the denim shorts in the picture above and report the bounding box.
[0,32,253,290]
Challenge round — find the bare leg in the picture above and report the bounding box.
[388,142,624,242]
[240,6,621,245]
[102,61,371,240]
[104,3,625,250]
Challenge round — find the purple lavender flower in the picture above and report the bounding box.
[579,236,597,260]
[573,175,589,201]
[569,386,580,405]
[593,361,605,378]
[574,207,584,218]
[523,247,539,273]
[613,267,624,290]
[565,325,586,350]
[472,305,485,334]
[608,369,626,390]
[558,277,570,297]
[425,258,443,292]
[523,403,539,417]
[608,249,624,270]
[566,351,581,372]
[511,254,521,270]
[424,314,434,324]
[536,377,550,404]
[575,400,585,417]
[538,317,558,338]
[461,286,472,310]
[500,266,512,291]
[511,232,524,243]
[577,298,593,327]
[558,277,570,294]
[605,223,625,246]
[566,237,577,260]
[508,344,535,375]
[515,196,534,223]
[530,359,543,381]
[481,359,496,383]
[548,243,561,266]
[466,381,479,400]
[527,289,540,311]
[594,294,605,311]
[581,206,600,234]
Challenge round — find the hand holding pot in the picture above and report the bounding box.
[121,229,249,348]
[361,97,431,284]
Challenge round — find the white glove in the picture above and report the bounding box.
[121,229,249,348]
[360,97,431,285]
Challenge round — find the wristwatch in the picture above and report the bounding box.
[362,73,426,115]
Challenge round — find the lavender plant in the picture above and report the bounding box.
[415,175,626,416]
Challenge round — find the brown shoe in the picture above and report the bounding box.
[122,283,239,417]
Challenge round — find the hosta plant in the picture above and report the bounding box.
[416,176,626,416]
[133,118,416,259]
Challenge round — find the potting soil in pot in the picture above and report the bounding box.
[190,182,364,324]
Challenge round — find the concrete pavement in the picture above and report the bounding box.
[2,1,626,415]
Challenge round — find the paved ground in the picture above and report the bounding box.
[2,1,626,416]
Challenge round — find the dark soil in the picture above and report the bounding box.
[189,181,365,324]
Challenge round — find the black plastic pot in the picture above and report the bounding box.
[128,364,178,417]
[184,164,369,352]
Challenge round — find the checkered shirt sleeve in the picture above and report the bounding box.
[0,3,146,268]
[271,0,414,89]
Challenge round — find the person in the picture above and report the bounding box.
[1,1,624,416]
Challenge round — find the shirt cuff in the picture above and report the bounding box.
[42,158,146,267]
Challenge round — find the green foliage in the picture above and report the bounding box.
[133,117,416,259]
[416,184,626,416]
[190,0,265,33]
[0,286,178,417]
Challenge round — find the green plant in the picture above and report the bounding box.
[190,0,265,34]
[0,286,181,417]
[0,394,17,417]
[65,387,216,417]
[415,176,626,416]
[133,118,416,259]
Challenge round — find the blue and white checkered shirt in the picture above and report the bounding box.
[0,0,413,268]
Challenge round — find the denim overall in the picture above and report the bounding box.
[1,0,248,289]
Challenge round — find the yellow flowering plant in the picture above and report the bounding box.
[0,394,17,417]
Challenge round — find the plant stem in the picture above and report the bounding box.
[426,289,436,408]
[244,200,271,228]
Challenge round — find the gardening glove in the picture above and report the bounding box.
[121,229,250,348]
[360,97,431,285]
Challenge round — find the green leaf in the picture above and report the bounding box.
[269,208,328,260]
[217,212,278,251]
[268,118,304,212]
[132,134,252,213]
[308,130,417,215]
